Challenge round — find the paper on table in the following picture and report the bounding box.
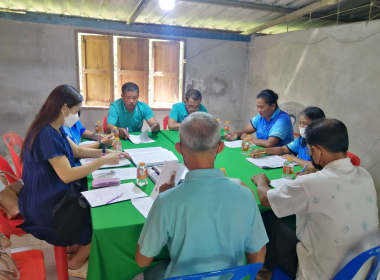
[131,197,154,218]
[80,157,131,169]
[130,150,178,166]
[124,147,164,155]
[150,161,188,200]
[81,183,147,207]
[78,141,97,146]
[246,155,288,169]
[92,167,137,181]
[270,178,292,189]
[224,140,243,148]
[129,129,155,144]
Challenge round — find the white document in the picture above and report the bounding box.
[270,178,293,189]
[131,197,154,218]
[78,141,97,146]
[246,155,288,169]
[80,157,131,169]
[127,149,178,166]
[129,129,155,144]
[150,161,188,200]
[82,183,147,207]
[92,168,137,181]
[124,147,164,156]
[224,140,243,148]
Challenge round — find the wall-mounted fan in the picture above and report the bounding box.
[279,102,306,135]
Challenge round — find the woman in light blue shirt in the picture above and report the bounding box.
[226,89,294,148]
[251,107,325,167]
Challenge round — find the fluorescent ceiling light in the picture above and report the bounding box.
[159,0,175,10]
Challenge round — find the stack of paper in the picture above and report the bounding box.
[129,129,155,144]
[246,155,289,169]
[270,178,292,188]
[124,147,178,166]
[80,157,131,169]
[224,140,243,148]
[92,168,137,181]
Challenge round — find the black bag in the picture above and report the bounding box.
[52,179,90,246]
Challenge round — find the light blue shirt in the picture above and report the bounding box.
[250,108,294,146]
[287,137,311,161]
[61,121,86,145]
[138,169,268,279]
[169,102,208,123]
[107,100,155,132]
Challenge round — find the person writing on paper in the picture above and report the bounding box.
[106,82,160,139]
[225,90,294,148]
[19,85,130,279]
[251,107,325,167]
[136,112,268,280]
[168,89,208,130]
[252,119,379,280]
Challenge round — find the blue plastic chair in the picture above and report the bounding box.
[164,263,263,280]
[271,245,380,280]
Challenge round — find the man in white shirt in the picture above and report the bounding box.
[253,118,379,280]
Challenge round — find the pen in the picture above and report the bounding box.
[106,193,124,205]
[301,164,308,173]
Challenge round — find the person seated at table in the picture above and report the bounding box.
[19,85,130,279]
[251,107,325,168]
[168,89,208,131]
[252,118,379,280]
[136,112,268,280]
[106,82,160,139]
[225,89,294,148]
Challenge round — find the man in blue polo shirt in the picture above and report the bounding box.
[136,112,268,280]
[168,89,208,130]
[106,82,160,139]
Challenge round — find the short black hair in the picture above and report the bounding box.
[300,107,325,121]
[306,118,349,153]
[256,89,279,109]
[122,82,139,94]
[185,89,202,101]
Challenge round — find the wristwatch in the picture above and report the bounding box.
[98,141,105,149]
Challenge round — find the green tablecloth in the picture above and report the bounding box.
[87,131,299,279]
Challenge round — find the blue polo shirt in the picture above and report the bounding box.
[107,100,155,132]
[250,108,294,146]
[61,121,86,145]
[169,102,208,123]
[138,169,268,279]
[287,137,311,161]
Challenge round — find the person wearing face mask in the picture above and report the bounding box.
[168,89,208,131]
[19,85,130,278]
[251,107,325,167]
[251,118,379,280]
[135,112,268,280]
[226,89,294,148]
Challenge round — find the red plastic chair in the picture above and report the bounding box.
[347,152,361,166]
[163,115,169,130]
[0,155,18,185]
[103,116,108,133]
[13,249,46,280]
[3,133,24,179]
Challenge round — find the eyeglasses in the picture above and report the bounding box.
[186,104,200,110]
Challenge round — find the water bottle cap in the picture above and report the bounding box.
[139,162,145,166]
[97,121,100,123]
[114,127,117,129]
[247,134,251,137]
[287,157,293,161]
[217,119,220,121]
[115,137,120,140]
[243,138,249,141]
[226,121,230,123]
[220,168,226,172]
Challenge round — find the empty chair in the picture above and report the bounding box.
[163,115,169,130]
[103,115,107,133]
[3,133,24,178]
[347,152,361,166]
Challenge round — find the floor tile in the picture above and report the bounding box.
[41,244,57,268]
[10,234,42,248]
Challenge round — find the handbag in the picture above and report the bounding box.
[0,171,24,219]
[0,233,20,280]
[51,179,90,247]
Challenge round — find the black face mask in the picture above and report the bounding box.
[310,148,323,170]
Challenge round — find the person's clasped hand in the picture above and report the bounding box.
[225,132,237,141]
[159,171,176,193]
[251,174,270,186]
[151,123,160,133]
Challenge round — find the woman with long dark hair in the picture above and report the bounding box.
[19,85,129,278]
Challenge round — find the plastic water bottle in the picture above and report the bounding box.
[220,168,228,177]
[95,121,102,133]
[241,138,250,155]
[112,127,119,139]
[112,137,122,151]
[247,134,253,148]
[136,162,148,187]
[223,121,231,136]
[282,157,294,179]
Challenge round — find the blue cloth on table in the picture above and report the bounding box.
[19,125,92,246]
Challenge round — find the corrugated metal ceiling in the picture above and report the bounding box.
[0,0,377,35]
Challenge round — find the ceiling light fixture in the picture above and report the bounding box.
[159,0,175,11]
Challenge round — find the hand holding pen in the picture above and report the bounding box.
[251,149,267,158]
[118,127,130,140]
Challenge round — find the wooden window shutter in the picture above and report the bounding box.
[152,41,180,104]
[117,38,149,103]
[81,35,114,106]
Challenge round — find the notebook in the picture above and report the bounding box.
[246,155,294,169]
[224,140,243,148]
[124,147,178,166]
[80,157,131,169]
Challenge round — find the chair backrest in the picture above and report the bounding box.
[103,116,108,134]
[2,133,23,179]
[347,152,361,166]
[164,263,263,280]
[0,156,18,185]
[333,245,380,280]
[163,116,169,130]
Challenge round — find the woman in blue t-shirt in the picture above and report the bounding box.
[19,85,130,278]
[251,107,325,167]
[225,89,294,147]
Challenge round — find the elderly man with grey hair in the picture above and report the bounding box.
[135,112,268,280]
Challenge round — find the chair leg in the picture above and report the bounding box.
[54,246,69,280]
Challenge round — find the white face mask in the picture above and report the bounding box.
[299,127,306,138]
[63,112,80,128]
